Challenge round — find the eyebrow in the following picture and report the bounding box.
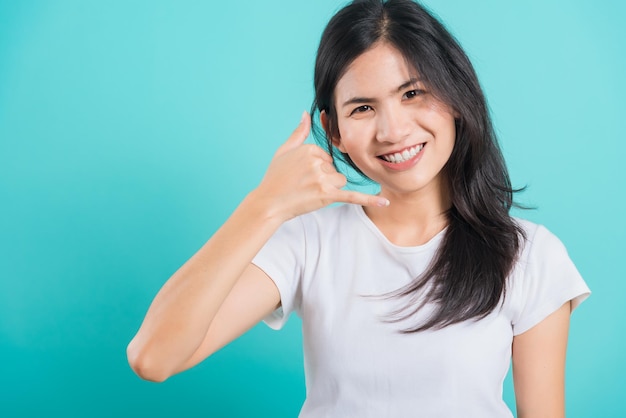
[341,77,421,108]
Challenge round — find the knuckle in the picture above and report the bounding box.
[321,162,335,175]
[314,169,326,182]
[328,174,346,189]
[308,159,321,171]
[343,192,358,204]
[319,182,335,195]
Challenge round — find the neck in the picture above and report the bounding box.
[363,183,451,247]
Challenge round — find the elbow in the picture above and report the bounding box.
[126,339,172,383]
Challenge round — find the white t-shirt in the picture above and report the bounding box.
[252,204,590,418]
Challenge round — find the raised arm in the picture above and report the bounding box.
[126,112,388,382]
[512,301,572,418]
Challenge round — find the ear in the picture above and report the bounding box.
[320,110,346,153]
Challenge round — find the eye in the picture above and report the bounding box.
[402,89,423,99]
[350,105,372,115]
[403,89,425,100]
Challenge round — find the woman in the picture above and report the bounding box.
[127,0,590,416]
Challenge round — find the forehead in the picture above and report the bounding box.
[334,42,418,100]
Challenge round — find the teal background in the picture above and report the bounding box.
[1,0,623,416]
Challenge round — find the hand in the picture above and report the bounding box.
[254,111,389,222]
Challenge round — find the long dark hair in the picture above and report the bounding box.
[311,0,526,332]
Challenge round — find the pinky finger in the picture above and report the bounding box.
[334,190,390,207]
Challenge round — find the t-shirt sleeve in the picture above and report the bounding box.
[251,216,305,330]
[511,225,591,336]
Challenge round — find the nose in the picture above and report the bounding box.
[375,105,412,144]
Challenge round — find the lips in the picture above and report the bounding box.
[378,143,425,163]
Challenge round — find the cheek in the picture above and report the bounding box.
[416,108,456,146]
[419,98,455,126]
[336,122,355,153]
[337,120,371,151]
[439,116,457,149]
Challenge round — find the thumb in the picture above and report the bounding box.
[278,111,311,154]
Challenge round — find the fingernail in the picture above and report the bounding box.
[300,111,308,124]
[377,198,390,207]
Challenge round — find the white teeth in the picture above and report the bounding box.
[381,144,424,163]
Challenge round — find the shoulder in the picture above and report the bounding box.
[507,217,590,335]
[513,218,571,266]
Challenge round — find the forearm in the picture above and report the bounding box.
[127,191,283,381]
[127,113,385,382]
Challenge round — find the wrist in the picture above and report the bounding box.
[240,189,288,229]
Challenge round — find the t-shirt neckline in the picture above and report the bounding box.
[351,204,447,254]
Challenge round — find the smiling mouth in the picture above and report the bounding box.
[378,143,425,163]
